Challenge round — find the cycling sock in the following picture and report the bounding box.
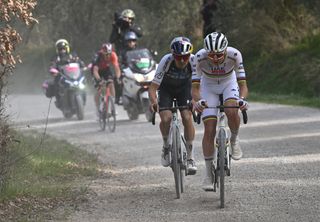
[163,136,169,148]
[186,141,194,160]
[230,129,239,142]
[204,158,214,177]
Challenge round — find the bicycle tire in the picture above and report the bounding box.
[218,128,227,208]
[107,96,116,132]
[99,99,107,131]
[180,135,187,193]
[75,94,85,120]
[172,126,182,199]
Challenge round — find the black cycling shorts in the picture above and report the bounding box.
[158,85,191,111]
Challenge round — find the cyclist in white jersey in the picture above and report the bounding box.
[149,37,197,174]
[191,32,249,190]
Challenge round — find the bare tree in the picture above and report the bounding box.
[0,0,38,190]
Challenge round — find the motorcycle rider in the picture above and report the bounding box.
[114,31,139,105]
[192,32,249,191]
[120,31,138,67]
[92,43,121,115]
[49,39,85,108]
[148,37,197,174]
[109,9,142,55]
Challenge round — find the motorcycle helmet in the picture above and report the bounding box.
[170,37,193,55]
[55,39,70,54]
[204,32,228,53]
[101,43,113,54]
[124,31,138,41]
[121,9,135,20]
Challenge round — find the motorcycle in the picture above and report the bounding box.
[122,48,157,121]
[44,62,87,120]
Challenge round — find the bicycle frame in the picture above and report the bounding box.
[152,101,191,199]
[196,95,247,208]
[98,80,116,132]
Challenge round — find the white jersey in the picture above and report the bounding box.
[192,47,246,118]
[192,47,246,84]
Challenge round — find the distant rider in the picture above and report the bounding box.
[148,37,197,174]
[49,39,85,108]
[91,43,121,115]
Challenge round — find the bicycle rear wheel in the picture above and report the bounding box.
[172,126,182,199]
[106,96,116,132]
[218,129,227,208]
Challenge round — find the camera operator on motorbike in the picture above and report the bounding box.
[110,9,142,105]
[109,9,142,55]
[92,43,121,117]
[191,32,249,191]
[148,37,197,174]
[49,39,86,108]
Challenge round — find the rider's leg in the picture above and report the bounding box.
[159,110,172,148]
[159,110,172,167]
[181,109,197,174]
[224,97,243,160]
[108,82,116,98]
[180,109,195,160]
[202,118,217,191]
[224,98,240,140]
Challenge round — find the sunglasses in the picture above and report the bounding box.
[208,52,225,60]
[173,54,190,62]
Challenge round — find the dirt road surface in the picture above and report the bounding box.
[8,94,320,222]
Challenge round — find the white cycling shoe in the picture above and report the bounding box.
[187,159,197,175]
[161,147,170,167]
[202,162,215,191]
[202,176,214,191]
[231,138,243,160]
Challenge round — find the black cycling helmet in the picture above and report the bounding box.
[124,31,138,41]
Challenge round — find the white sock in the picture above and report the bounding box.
[230,129,239,143]
[204,157,214,177]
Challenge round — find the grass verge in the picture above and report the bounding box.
[249,92,320,109]
[0,130,99,221]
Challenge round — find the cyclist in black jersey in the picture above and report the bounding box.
[149,37,197,174]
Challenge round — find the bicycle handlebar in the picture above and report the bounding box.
[196,101,248,124]
[151,104,197,125]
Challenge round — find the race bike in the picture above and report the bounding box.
[121,48,157,121]
[49,62,87,120]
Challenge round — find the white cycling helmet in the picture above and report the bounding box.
[204,32,228,53]
[170,37,193,55]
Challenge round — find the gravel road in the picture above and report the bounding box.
[7,94,320,222]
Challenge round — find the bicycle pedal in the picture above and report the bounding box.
[186,169,196,175]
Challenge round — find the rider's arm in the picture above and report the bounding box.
[92,65,101,81]
[148,82,159,106]
[191,52,202,102]
[238,81,248,100]
[234,48,249,99]
[148,54,172,106]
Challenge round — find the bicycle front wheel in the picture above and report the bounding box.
[99,100,106,131]
[106,96,116,132]
[172,126,182,199]
[218,129,227,208]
